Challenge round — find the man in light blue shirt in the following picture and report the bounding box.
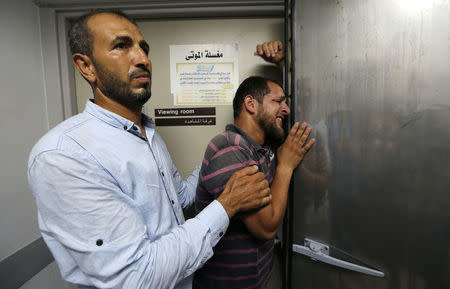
[27,10,271,289]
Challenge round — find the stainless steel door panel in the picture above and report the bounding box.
[290,0,450,288]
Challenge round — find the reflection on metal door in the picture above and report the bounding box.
[288,0,450,288]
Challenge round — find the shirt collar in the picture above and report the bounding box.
[83,99,155,133]
[225,124,271,154]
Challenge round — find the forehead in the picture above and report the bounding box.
[265,81,284,98]
[87,13,143,42]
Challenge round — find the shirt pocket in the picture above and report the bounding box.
[135,183,176,239]
[134,183,161,215]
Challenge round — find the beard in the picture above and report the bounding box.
[94,61,151,109]
[257,107,285,147]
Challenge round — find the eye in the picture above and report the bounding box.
[114,43,127,49]
[140,43,150,56]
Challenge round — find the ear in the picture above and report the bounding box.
[243,95,258,114]
[72,53,96,84]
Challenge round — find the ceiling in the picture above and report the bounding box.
[33,0,284,8]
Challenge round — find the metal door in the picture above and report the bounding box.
[288,0,450,288]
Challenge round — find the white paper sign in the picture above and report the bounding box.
[170,44,239,105]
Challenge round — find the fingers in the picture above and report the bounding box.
[303,138,316,152]
[262,42,274,57]
[263,41,281,57]
[233,165,258,177]
[259,188,272,207]
[295,122,307,140]
[272,40,284,56]
[298,126,311,145]
[254,44,263,56]
[287,122,305,144]
[292,122,307,137]
[221,168,271,216]
[288,121,300,138]
[288,122,315,149]
[254,41,284,57]
[250,181,271,209]
[228,166,265,192]
[256,178,269,191]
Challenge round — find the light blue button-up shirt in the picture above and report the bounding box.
[28,100,229,289]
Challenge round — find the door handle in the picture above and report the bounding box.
[292,238,385,277]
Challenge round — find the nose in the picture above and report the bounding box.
[133,46,151,70]
[281,101,290,116]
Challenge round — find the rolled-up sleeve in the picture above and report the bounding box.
[28,150,228,289]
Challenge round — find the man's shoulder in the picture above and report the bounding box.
[208,128,252,152]
[201,128,256,174]
[28,112,94,163]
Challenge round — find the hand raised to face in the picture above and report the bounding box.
[277,122,316,171]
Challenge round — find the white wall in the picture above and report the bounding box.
[0,0,46,260]
[0,0,72,287]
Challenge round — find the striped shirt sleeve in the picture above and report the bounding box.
[195,131,258,213]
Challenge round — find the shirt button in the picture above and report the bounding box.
[96,239,103,246]
[171,200,175,205]
[132,126,138,131]
[161,172,165,177]
[219,232,223,237]
[123,125,128,130]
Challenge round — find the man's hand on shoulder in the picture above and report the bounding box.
[217,166,271,219]
[254,40,285,69]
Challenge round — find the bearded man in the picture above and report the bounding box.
[193,76,315,289]
[27,10,273,289]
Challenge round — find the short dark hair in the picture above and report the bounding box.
[233,76,280,119]
[68,9,137,57]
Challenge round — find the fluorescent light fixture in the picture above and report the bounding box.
[399,0,433,11]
